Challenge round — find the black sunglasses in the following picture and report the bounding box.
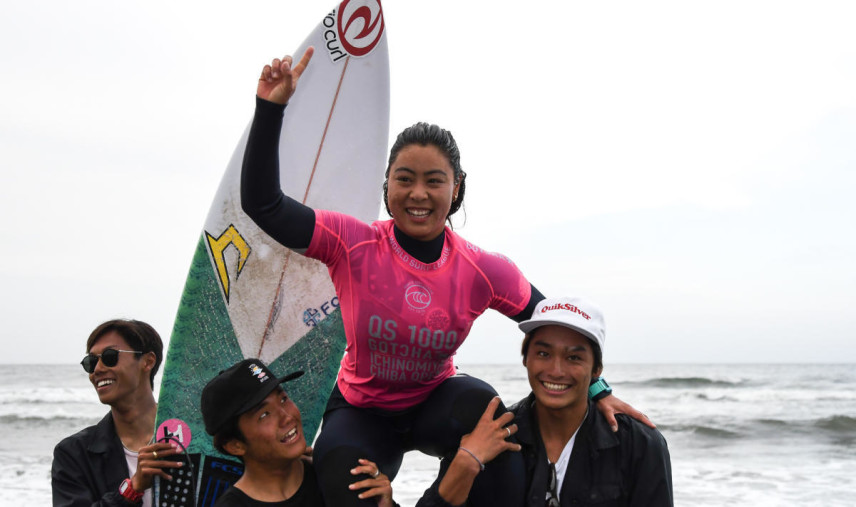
[81,349,142,373]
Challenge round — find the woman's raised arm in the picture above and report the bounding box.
[241,48,317,250]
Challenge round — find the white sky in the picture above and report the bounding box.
[1,1,854,365]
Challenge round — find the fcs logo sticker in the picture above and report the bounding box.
[205,224,251,303]
[302,297,341,327]
[303,308,323,327]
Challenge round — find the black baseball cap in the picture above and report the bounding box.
[201,358,304,436]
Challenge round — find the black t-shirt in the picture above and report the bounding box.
[213,462,324,507]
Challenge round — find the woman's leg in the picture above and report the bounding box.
[411,374,526,507]
[313,405,405,506]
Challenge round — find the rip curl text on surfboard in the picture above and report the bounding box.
[323,0,385,62]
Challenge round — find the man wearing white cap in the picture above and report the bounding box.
[414,296,672,507]
[512,296,673,506]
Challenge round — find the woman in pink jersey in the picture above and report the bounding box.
[242,48,650,507]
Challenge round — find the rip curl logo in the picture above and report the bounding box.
[323,0,385,62]
[205,224,251,303]
[405,283,432,311]
[248,364,269,383]
[541,303,591,320]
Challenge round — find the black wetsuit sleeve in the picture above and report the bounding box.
[240,97,316,249]
[510,283,545,323]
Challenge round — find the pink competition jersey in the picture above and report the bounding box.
[305,210,531,410]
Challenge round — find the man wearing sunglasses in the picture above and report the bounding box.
[417,297,672,506]
[52,319,183,506]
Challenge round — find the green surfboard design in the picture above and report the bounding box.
[157,237,347,457]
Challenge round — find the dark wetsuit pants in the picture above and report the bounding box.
[313,374,525,507]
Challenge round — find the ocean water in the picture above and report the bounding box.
[2,363,854,506]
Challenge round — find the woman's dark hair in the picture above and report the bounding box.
[382,122,467,223]
[521,327,603,376]
[86,319,163,389]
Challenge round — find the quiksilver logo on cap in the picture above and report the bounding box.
[541,303,591,320]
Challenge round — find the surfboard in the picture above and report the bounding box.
[154,1,389,504]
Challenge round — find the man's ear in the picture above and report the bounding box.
[141,352,156,373]
[593,365,603,379]
[223,438,246,458]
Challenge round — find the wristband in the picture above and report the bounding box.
[589,377,612,402]
[118,478,143,503]
[458,446,485,472]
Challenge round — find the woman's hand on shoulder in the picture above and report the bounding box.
[435,397,521,505]
[257,47,314,105]
[458,396,521,467]
[596,394,656,432]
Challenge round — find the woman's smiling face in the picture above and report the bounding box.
[385,144,460,242]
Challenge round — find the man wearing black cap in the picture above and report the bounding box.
[201,359,396,507]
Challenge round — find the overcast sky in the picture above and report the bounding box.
[2,1,854,365]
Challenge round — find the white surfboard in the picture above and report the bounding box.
[155,2,389,504]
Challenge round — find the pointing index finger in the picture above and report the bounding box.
[292,46,315,79]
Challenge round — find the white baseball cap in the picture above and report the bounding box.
[518,296,606,352]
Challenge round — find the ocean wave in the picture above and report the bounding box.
[0,397,94,407]
[756,418,789,427]
[626,377,743,388]
[751,415,856,436]
[0,398,100,419]
[813,415,856,433]
[661,423,742,439]
[0,388,95,405]
[0,414,96,425]
[694,393,739,402]
[663,415,856,442]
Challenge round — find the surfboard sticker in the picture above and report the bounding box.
[156,1,389,487]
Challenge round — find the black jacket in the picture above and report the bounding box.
[513,393,673,507]
[415,393,672,507]
[52,412,138,507]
